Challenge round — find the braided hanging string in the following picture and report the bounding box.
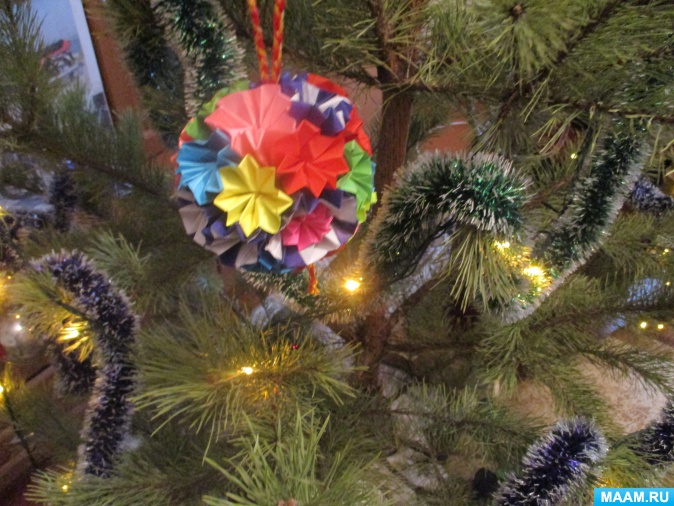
[245,0,317,294]
[271,0,286,82]
[247,0,270,82]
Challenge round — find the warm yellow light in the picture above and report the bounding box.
[495,241,511,250]
[665,249,671,254]
[241,367,254,375]
[640,321,648,329]
[344,279,361,292]
[14,314,19,319]
[667,282,672,287]
[61,484,69,492]
[0,384,4,395]
[523,265,544,278]
[658,324,665,330]
[60,326,80,340]
[570,153,578,160]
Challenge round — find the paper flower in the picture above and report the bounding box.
[272,121,349,196]
[280,73,353,136]
[282,203,333,251]
[338,140,376,222]
[205,84,295,166]
[214,154,293,236]
[175,74,376,273]
[176,130,241,205]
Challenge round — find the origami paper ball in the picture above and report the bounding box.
[175,73,376,273]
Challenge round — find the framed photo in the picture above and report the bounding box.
[32,0,111,124]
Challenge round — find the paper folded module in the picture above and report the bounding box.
[175,73,376,273]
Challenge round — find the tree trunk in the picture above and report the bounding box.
[374,88,413,193]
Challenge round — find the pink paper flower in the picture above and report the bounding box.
[281,203,334,251]
[205,84,296,166]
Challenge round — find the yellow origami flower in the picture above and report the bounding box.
[214,154,293,237]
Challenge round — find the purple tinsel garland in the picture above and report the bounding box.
[36,251,137,478]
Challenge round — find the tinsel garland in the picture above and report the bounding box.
[106,0,185,145]
[495,419,607,506]
[629,177,674,215]
[151,0,244,116]
[49,170,77,232]
[106,0,243,145]
[50,342,97,396]
[36,252,137,477]
[637,401,674,464]
[364,152,529,282]
[537,130,643,271]
[500,128,645,323]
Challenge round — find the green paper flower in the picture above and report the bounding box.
[338,140,376,223]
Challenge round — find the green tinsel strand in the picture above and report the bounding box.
[152,0,244,117]
[537,127,643,271]
[106,0,243,145]
[365,153,529,282]
[106,0,185,146]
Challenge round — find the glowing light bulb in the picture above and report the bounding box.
[13,323,22,332]
[523,266,544,278]
[665,249,670,254]
[0,384,4,394]
[241,367,254,375]
[61,484,69,492]
[495,241,511,250]
[14,314,19,319]
[658,324,665,330]
[667,282,672,286]
[570,153,578,159]
[640,321,648,329]
[344,279,361,292]
[61,326,80,340]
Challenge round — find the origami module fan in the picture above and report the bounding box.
[175,74,376,273]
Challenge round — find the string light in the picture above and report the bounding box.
[570,153,578,159]
[14,314,19,319]
[0,384,4,394]
[495,241,511,250]
[61,484,69,492]
[523,265,544,278]
[13,322,22,332]
[658,324,665,330]
[667,282,672,287]
[640,321,648,329]
[665,249,670,254]
[241,367,254,375]
[344,279,361,292]
[60,325,80,340]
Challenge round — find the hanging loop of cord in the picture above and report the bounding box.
[271,0,286,82]
[247,0,269,82]
[247,0,286,83]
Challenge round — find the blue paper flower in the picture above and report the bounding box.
[176,129,241,205]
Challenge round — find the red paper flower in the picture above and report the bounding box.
[272,121,349,196]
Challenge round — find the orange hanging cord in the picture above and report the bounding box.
[271,0,286,82]
[307,264,320,295]
[247,0,270,82]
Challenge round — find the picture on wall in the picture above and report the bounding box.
[32,0,111,125]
